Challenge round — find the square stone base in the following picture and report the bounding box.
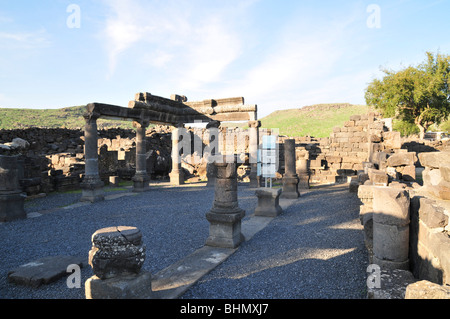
[0,192,26,222]
[132,174,150,192]
[281,176,300,199]
[80,183,104,203]
[205,210,245,248]
[254,188,283,217]
[169,171,184,185]
[85,271,153,299]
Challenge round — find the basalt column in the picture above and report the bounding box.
[169,123,185,186]
[297,157,310,189]
[281,139,300,199]
[372,187,410,270]
[0,155,26,222]
[248,120,261,188]
[206,121,221,187]
[205,157,245,248]
[132,121,150,192]
[81,112,104,203]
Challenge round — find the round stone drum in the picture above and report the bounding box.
[88,226,146,279]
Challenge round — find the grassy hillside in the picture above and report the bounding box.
[0,105,134,129]
[260,103,371,138]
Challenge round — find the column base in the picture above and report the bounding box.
[248,171,260,188]
[132,174,150,192]
[373,256,410,271]
[298,173,310,189]
[0,191,26,222]
[281,175,300,199]
[80,178,104,203]
[254,188,283,217]
[205,209,245,248]
[85,271,153,299]
[169,170,184,185]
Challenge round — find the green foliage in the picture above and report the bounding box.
[392,119,420,136]
[365,51,450,137]
[260,103,370,138]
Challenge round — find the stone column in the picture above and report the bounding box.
[132,120,150,192]
[0,155,26,222]
[248,120,261,188]
[205,156,245,248]
[297,157,310,189]
[80,112,104,203]
[372,187,410,270]
[169,123,185,185]
[281,139,300,199]
[85,226,153,299]
[206,120,221,187]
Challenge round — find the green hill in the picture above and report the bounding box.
[260,103,371,138]
[0,105,134,129]
[0,103,372,136]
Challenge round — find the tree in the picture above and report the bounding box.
[365,52,450,139]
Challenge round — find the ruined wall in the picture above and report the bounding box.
[277,111,401,186]
[410,152,450,285]
[357,150,450,291]
[0,126,172,195]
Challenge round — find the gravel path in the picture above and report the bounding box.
[182,184,369,299]
[0,183,368,299]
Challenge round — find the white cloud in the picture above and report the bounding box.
[101,0,246,85]
[0,27,50,49]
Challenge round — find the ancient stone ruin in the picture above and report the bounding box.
[2,91,450,299]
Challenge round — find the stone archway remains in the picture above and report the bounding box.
[80,92,258,202]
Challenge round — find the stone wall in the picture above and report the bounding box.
[357,150,450,298]
[276,111,402,186]
[410,151,450,284]
[0,126,172,195]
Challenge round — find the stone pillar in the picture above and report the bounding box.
[81,112,104,203]
[297,157,310,189]
[0,155,26,222]
[205,120,221,187]
[254,188,283,217]
[85,226,153,299]
[205,157,245,248]
[132,121,150,192]
[372,187,410,270]
[248,120,261,188]
[169,123,185,185]
[281,139,300,199]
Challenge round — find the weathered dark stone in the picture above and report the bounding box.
[8,256,85,288]
[0,155,26,222]
[205,159,245,248]
[85,271,153,299]
[367,269,417,299]
[88,226,146,280]
[254,188,283,217]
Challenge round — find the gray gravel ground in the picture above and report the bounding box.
[182,184,369,299]
[0,182,368,299]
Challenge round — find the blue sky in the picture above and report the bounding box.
[0,0,449,118]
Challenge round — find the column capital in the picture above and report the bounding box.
[83,111,101,123]
[206,120,221,129]
[133,120,150,129]
[171,122,185,131]
[248,120,261,129]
